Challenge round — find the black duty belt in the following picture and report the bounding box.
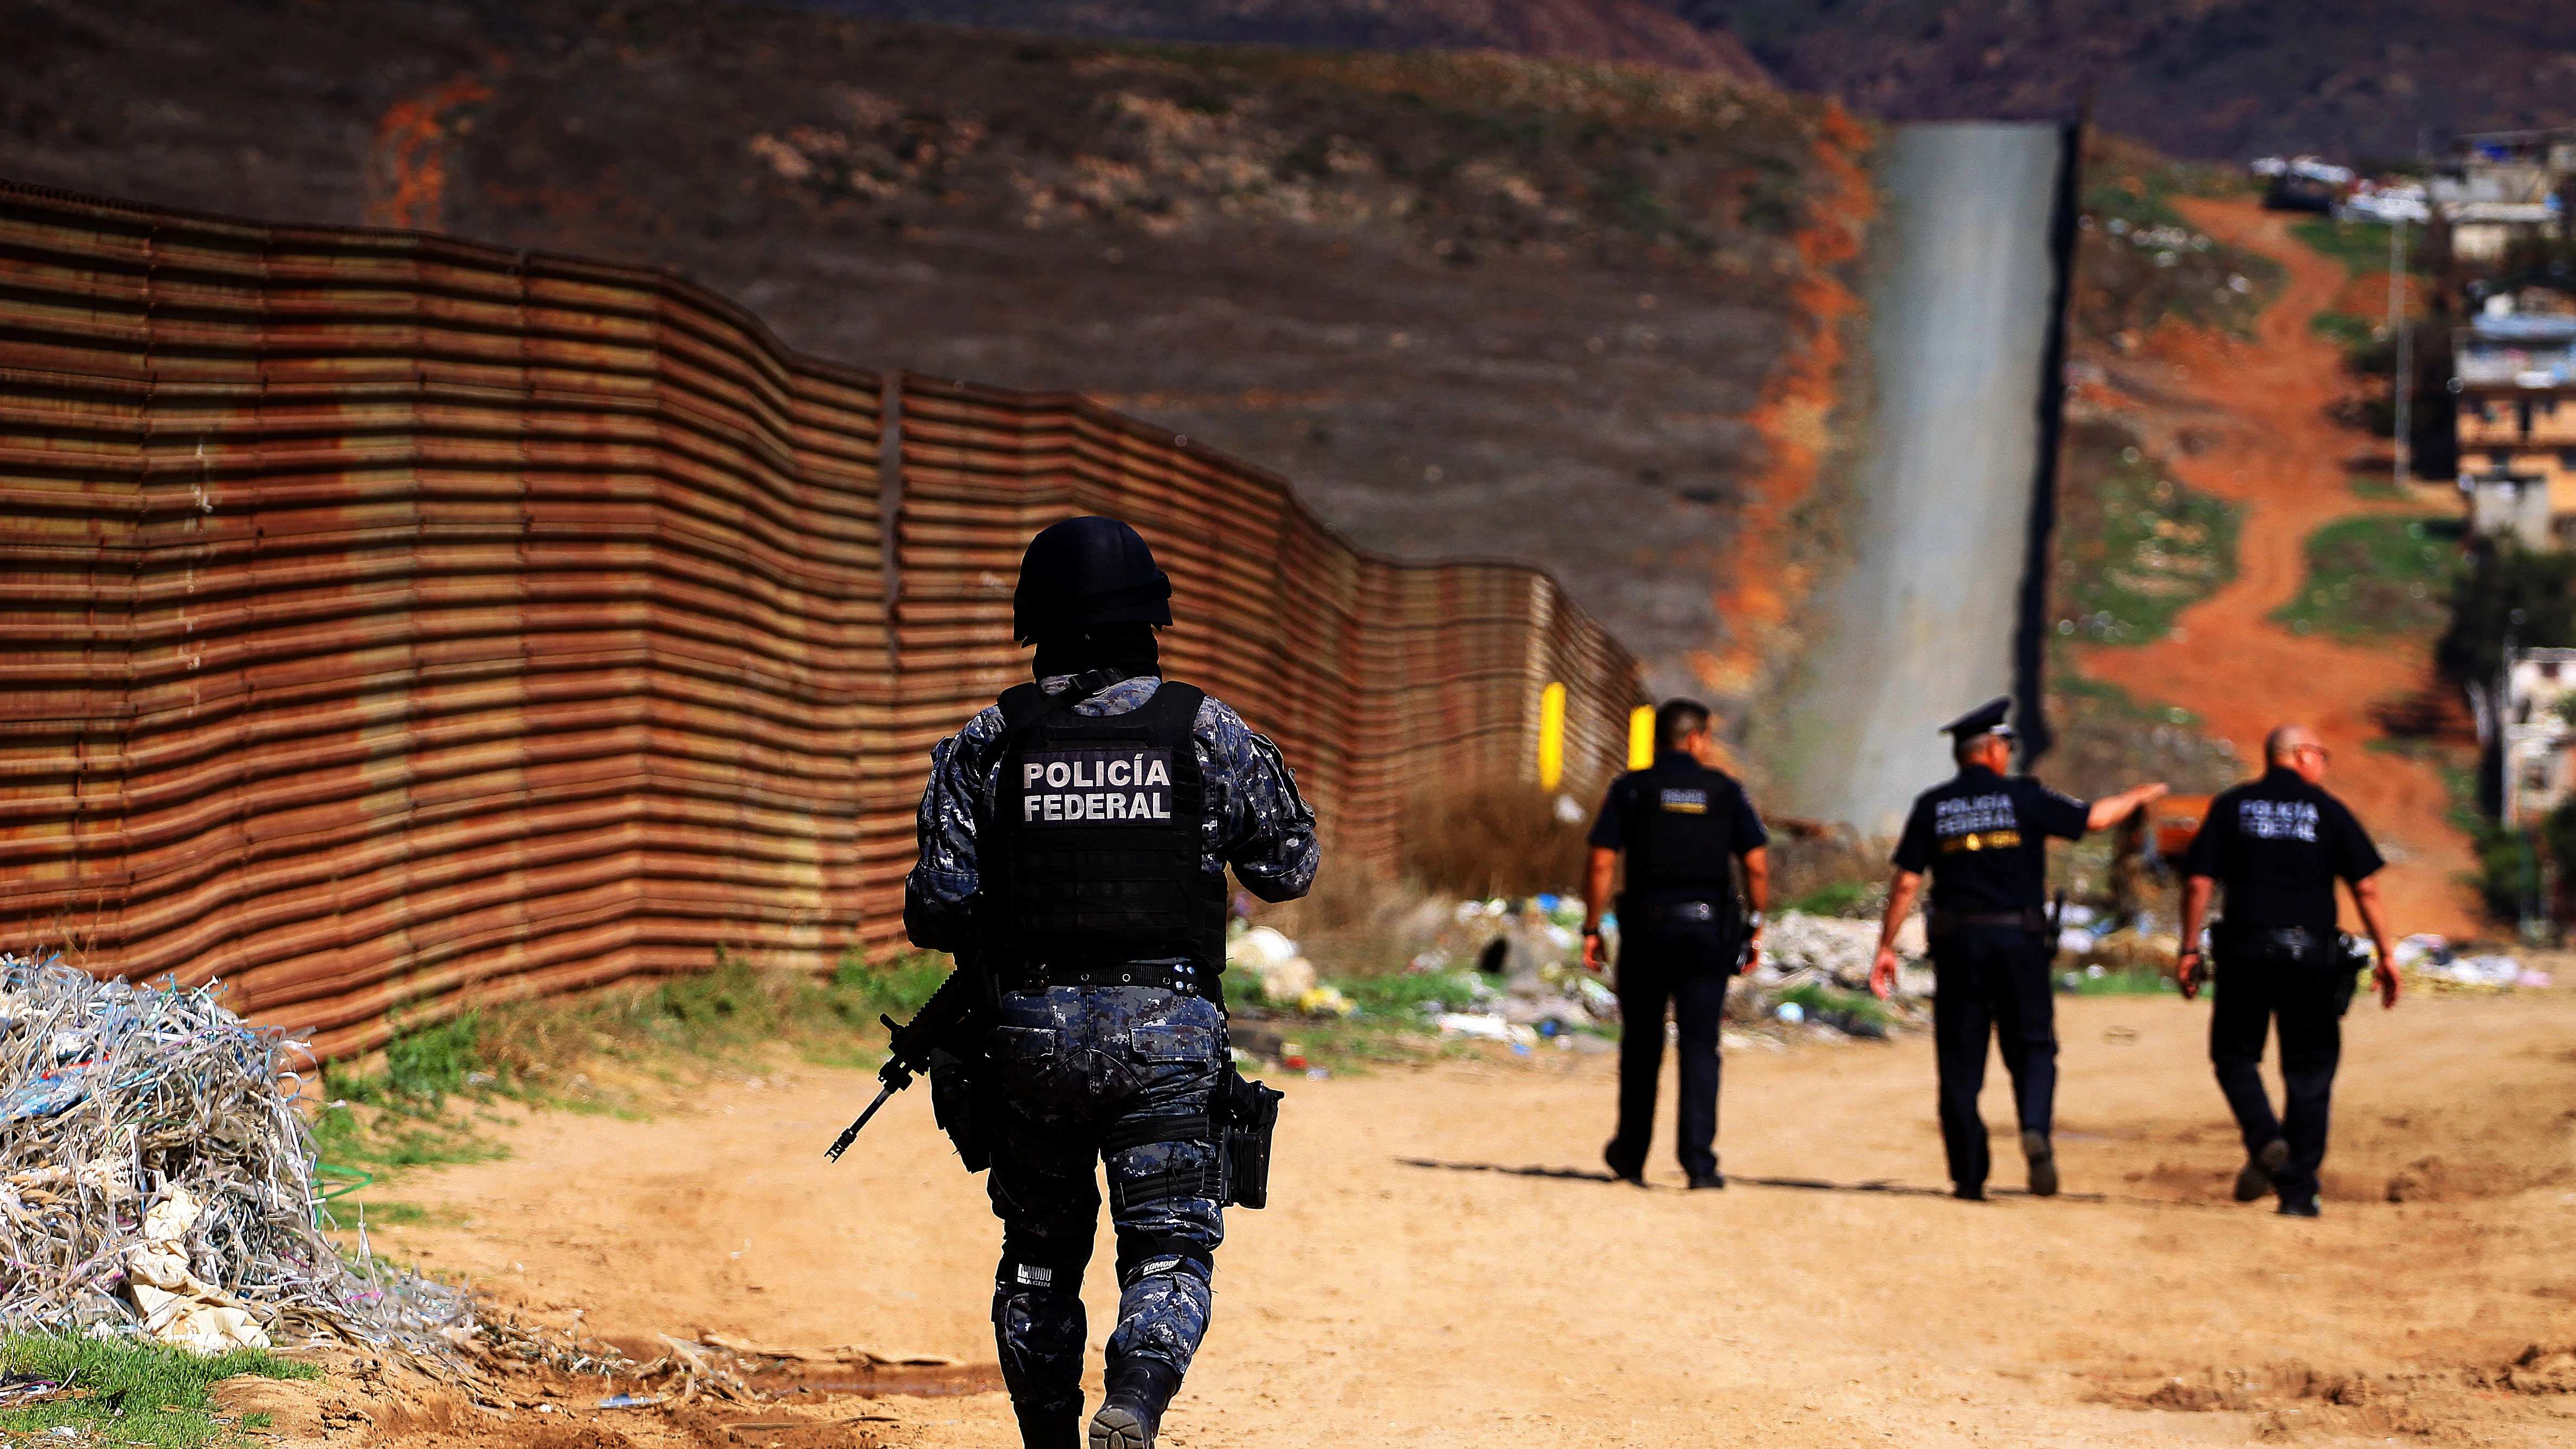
[1018,961,1214,997]
[2217,924,2322,957]
[1645,901,1720,923]
[1929,907,2051,936]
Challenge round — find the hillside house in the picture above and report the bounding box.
[2456,292,2576,542]
[2503,648,2576,826]
[2433,128,2573,261]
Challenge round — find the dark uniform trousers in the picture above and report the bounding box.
[1611,917,1733,1180]
[984,985,1227,1433]
[1930,925,2057,1190]
[2209,936,2343,1201]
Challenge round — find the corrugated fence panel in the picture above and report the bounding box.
[0,182,1644,1058]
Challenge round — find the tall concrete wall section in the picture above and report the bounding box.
[1769,123,2069,837]
[0,181,1644,1059]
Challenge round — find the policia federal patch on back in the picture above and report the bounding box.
[1017,749,1177,826]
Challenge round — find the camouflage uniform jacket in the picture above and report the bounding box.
[905,673,1319,955]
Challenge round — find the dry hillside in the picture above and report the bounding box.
[3,0,1872,701]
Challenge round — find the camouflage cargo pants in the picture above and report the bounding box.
[983,985,1226,1428]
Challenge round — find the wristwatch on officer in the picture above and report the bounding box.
[1744,911,1764,930]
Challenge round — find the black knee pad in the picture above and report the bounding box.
[1113,1230,1214,1289]
[997,1229,1094,1295]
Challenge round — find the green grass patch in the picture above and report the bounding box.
[2271,516,2464,640]
[1783,880,1873,917]
[316,949,959,1170]
[0,1334,317,1449]
[2055,439,2239,646]
[1772,978,1890,1027]
[1331,970,1486,1018]
[2309,310,2377,349]
[2349,472,2410,499]
[2291,217,2427,276]
[317,1199,472,1230]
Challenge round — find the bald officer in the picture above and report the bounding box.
[1869,698,2166,1200]
[2176,723,2398,1219]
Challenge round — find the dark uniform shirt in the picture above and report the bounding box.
[2181,765,2382,934]
[1892,764,2090,913]
[1587,753,1768,906]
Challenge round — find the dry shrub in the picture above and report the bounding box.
[1762,824,1891,915]
[1398,779,1590,901]
[1251,858,1447,977]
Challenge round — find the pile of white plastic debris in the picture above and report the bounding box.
[0,951,472,1360]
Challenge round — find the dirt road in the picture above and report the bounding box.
[2076,197,2479,938]
[362,990,2576,1448]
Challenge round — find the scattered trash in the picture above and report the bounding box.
[0,1375,65,1406]
[598,1395,663,1410]
[1759,911,1921,989]
[0,950,472,1361]
[1432,1013,1538,1047]
[1775,1002,1806,1025]
[2392,935,2548,990]
[1225,926,1317,1006]
[1295,985,1355,1020]
[128,1183,272,1352]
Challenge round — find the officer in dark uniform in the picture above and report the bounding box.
[905,517,1319,1449]
[1580,698,1769,1190]
[2175,723,2398,1218]
[1869,697,2165,1200]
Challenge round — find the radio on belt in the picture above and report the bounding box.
[1018,747,1176,825]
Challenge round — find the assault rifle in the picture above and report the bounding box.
[823,964,982,1163]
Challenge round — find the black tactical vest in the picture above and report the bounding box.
[983,678,1225,970]
[1620,761,1736,894]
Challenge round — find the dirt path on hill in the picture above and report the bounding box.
[343,990,2576,1449]
[2076,197,2480,938]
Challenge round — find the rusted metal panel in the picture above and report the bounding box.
[0,179,1645,1059]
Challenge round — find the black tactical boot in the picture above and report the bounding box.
[1090,1360,1181,1449]
[1687,1171,1725,1190]
[1015,1403,1083,1449]
[2277,1194,2321,1219]
[2021,1129,2058,1198]
[2235,1138,2289,1202]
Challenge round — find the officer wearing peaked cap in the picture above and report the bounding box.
[1869,697,2166,1200]
[904,516,1319,1449]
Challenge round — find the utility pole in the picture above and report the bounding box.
[2388,218,2413,490]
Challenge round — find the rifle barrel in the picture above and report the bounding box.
[823,1082,898,1163]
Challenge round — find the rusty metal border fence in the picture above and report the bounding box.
[0,181,1644,1059]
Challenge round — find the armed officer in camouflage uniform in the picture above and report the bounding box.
[904,517,1318,1449]
[1869,697,2165,1201]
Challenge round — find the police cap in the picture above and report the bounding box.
[1940,695,2015,740]
[1012,516,1175,642]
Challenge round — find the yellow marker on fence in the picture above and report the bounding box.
[1628,704,1654,770]
[1537,682,1567,790]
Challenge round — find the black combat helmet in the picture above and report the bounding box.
[1012,516,1174,642]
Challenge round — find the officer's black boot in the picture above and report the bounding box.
[1603,1139,1646,1187]
[2235,1137,2289,1202]
[1090,1359,1181,1449]
[2020,1129,2058,1198]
